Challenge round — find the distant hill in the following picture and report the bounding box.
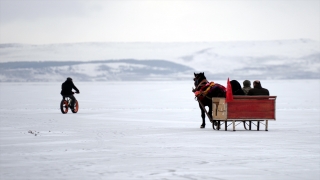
[0,60,193,82]
[0,39,319,81]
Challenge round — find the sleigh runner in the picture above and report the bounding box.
[199,96,277,131]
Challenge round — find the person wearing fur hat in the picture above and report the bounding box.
[247,80,269,95]
[242,80,252,95]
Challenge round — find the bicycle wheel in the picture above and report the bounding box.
[71,100,79,113]
[60,99,68,114]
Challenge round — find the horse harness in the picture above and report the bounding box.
[195,79,209,91]
[194,78,213,100]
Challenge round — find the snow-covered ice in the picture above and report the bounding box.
[0,80,319,180]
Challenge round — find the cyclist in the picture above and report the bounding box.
[60,77,80,109]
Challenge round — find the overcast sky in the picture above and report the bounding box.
[0,0,319,44]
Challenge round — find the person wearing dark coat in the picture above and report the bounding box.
[230,80,245,95]
[61,77,80,109]
[247,80,269,95]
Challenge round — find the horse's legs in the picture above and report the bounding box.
[208,104,212,120]
[199,103,206,128]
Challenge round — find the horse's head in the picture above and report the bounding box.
[192,72,207,92]
[193,72,206,87]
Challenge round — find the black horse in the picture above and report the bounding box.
[192,72,226,128]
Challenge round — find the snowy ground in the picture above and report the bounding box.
[0,80,319,180]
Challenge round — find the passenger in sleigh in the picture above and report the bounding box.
[230,80,245,95]
[242,80,252,95]
[247,80,269,95]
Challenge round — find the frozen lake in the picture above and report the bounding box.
[0,80,319,180]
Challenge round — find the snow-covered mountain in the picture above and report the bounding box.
[0,39,319,81]
[0,60,193,82]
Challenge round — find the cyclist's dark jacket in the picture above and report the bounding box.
[60,79,80,96]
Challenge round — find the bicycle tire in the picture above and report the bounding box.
[71,100,79,113]
[60,99,68,114]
